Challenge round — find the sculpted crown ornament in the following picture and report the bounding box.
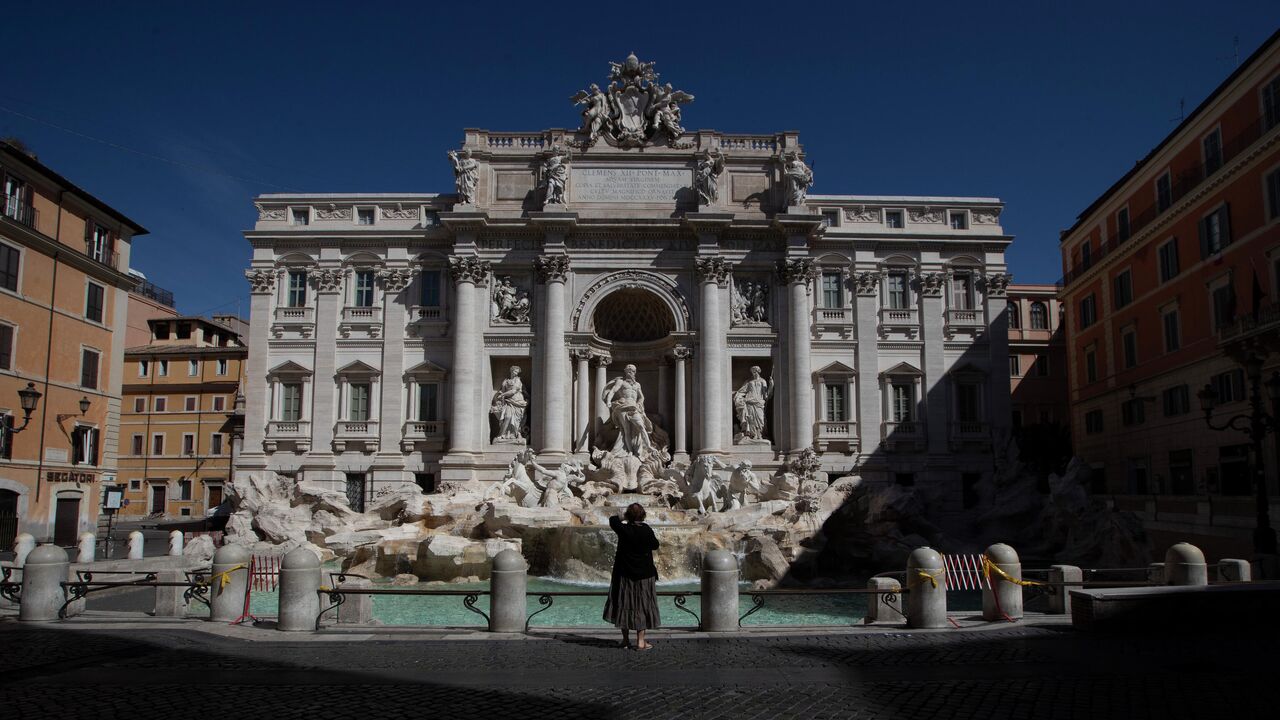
[534,254,571,283]
[694,256,732,286]
[920,272,946,296]
[778,259,817,284]
[245,269,276,293]
[570,53,695,149]
[310,269,344,293]
[983,273,1012,297]
[449,256,491,285]
[854,271,880,296]
[377,268,418,292]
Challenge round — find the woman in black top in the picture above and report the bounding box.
[603,502,661,649]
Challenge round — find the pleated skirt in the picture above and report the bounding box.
[603,574,662,630]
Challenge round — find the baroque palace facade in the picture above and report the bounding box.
[238,56,1013,513]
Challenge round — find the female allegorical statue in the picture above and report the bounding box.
[733,365,773,442]
[490,366,528,442]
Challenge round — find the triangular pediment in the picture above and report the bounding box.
[336,360,381,376]
[267,360,312,377]
[814,361,857,377]
[405,360,448,379]
[880,362,923,378]
[949,362,987,378]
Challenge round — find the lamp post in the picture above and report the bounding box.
[1197,357,1280,557]
[0,382,44,452]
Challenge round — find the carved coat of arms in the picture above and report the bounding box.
[571,53,694,149]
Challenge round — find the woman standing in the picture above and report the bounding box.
[604,503,661,649]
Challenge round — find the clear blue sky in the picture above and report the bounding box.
[2,2,1276,316]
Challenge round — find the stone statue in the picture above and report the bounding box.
[781,152,813,207]
[570,54,694,148]
[725,460,764,511]
[491,448,539,507]
[733,366,773,443]
[528,459,585,509]
[600,364,655,458]
[682,454,731,514]
[540,146,571,207]
[489,366,528,443]
[694,149,725,205]
[731,279,768,325]
[491,277,530,324]
[571,83,609,144]
[448,149,479,205]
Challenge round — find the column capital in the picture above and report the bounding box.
[919,271,946,297]
[853,271,880,297]
[310,268,344,294]
[592,352,613,367]
[448,256,491,286]
[777,258,817,285]
[245,268,277,294]
[377,267,418,292]
[534,254,571,283]
[570,347,594,361]
[694,256,732,286]
[982,272,1012,297]
[670,345,694,361]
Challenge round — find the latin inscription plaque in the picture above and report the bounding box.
[571,167,691,203]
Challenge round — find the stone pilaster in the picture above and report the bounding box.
[671,345,692,461]
[780,258,817,454]
[572,349,592,452]
[854,270,882,459]
[984,272,1013,462]
[376,268,416,476]
[242,269,276,463]
[695,256,731,454]
[919,272,949,454]
[309,268,344,467]
[535,254,571,459]
[444,256,490,467]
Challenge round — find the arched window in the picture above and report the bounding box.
[1007,302,1021,329]
[1030,302,1048,330]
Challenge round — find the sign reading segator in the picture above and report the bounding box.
[572,167,691,203]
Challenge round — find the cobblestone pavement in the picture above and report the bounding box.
[0,621,1270,719]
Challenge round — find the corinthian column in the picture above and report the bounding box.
[446,256,490,456]
[695,256,731,454]
[377,268,416,462]
[572,349,592,452]
[535,254,571,459]
[672,345,691,461]
[780,258,817,453]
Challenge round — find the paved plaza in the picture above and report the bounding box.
[0,619,1270,719]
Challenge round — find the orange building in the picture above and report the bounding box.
[118,316,246,519]
[125,270,178,348]
[0,140,147,547]
[1058,31,1280,559]
[1007,283,1068,434]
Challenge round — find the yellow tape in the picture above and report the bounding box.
[209,564,247,590]
[981,555,1045,587]
[910,568,943,589]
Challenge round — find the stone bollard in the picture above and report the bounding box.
[277,547,321,632]
[336,577,374,625]
[19,544,70,622]
[906,547,947,628]
[154,569,187,617]
[1147,563,1165,584]
[1217,558,1251,583]
[209,544,250,622]
[700,549,739,632]
[1164,542,1208,586]
[13,533,36,566]
[168,531,184,556]
[127,531,144,560]
[488,549,527,633]
[864,577,903,624]
[982,543,1023,621]
[77,532,96,564]
[1047,565,1082,614]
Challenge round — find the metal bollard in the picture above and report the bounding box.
[127,531,144,560]
[154,569,186,617]
[277,547,320,632]
[336,577,374,625]
[864,577,903,625]
[210,544,250,622]
[905,547,947,628]
[1047,565,1082,614]
[168,531,184,556]
[982,543,1023,621]
[1164,542,1208,586]
[700,549,739,632]
[77,532,96,564]
[1217,558,1251,583]
[488,549,527,632]
[13,533,36,566]
[19,544,69,622]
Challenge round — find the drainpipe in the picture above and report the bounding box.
[32,190,64,533]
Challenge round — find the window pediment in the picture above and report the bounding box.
[880,362,923,378]
[267,360,312,378]
[814,361,856,378]
[336,360,381,377]
[405,360,448,380]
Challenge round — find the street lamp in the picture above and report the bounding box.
[1198,360,1280,557]
[0,382,42,457]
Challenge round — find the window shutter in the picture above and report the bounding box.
[1220,203,1232,247]
[1198,216,1209,258]
[90,428,99,466]
[71,428,83,465]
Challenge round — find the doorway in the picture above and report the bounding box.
[151,483,167,515]
[0,489,18,549]
[206,484,223,510]
[54,496,80,546]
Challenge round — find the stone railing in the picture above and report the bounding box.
[274,306,315,324]
[717,135,779,152]
[813,306,855,326]
[879,307,918,327]
[336,420,379,436]
[411,305,446,321]
[483,132,549,151]
[267,421,310,438]
[341,306,383,324]
[815,421,858,451]
[951,420,988,436]
[401,420,447,452]
[945,308,984,327]
[1218,302,1280,344]
[881,421,925,449]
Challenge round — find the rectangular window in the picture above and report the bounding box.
[821,272,842,309]
[824,384,846,422]
[1127,458,1149,494]
[158,360,168,377]
[1212,283,1236,330]
[129,479,141,491]
[88,224,111,264]
[1121,398,1145,426]
[184,396,197,412]
[138,359,149,377]
[133,397,145,413]
[821,209,839,227]
[0,323,12,370]
[281,383,302,422]
[85,282,105,323]
[955,383,980,422]
[178,479,192,501]
[884,209,904,228]
[0,242,19,292]
[886,272,909,309]
[176,322,191,340]
[216,358,228,376]
[891,383,914,422]
[357,208,375,226]
[349,383,371,422]
[1116,207,1130,242]
[71,426,99,465]
[154,397,167,412]
[949,211,968,230]
[1264,75,1280,131]
[1007,302,1021,329]
[1266,168,1280,221]
[211,434,224,455]
[1211,369,1246,403]
[1080,294,1097,328]
[1156,172,1172,212]
[418,383,439,421]
[1114,270,1133,308]
[1163,309,1180,352]
[1169,449,1194,495]
[1085,348,1097,383]
[950,274,973,310]
[420,270,442,307]
[1029,302,1048,330]
[1203,129,1223,175]
[0,414,12,459]
[1158,239,1180,282]
[188,359,199,376]
[414,472,437,494]
[213,396,226,412]
[287,271,308,307]
[182,434,195,456]
[1009,355,1021,377]
[154,324,169,340]
[1085,409,1104,434]
[1035,354,1049,377]
[1122,329,1138,369]
[152,434,165,455]
[1162,385,1190,416]
[291,208,309,226]
[1199,205,1231,257]
[1080,241,1092,269]
[131,434,144,456]
[80,348,99,389]
[346,473,367,513]
[354,270,375,307]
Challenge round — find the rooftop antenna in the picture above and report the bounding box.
[1171,97,1185,124]
[1216,35,1240,67]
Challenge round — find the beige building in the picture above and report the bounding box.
[117,316,246,519]
[125,270,178,348]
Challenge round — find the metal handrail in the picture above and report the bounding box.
[314,585,490,631]
[738,587,906,627]
[0,565,21,604]
[523,590,701,631]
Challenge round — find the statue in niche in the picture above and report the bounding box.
[490,366,528,443]
[491,277,530,324]
[781,151,814,206]
[539,145,571,207]
[600,363,656,459]
[448,148,480,205]
[694,148,725,205]
[731,279,769,325]
[527,458,586,509]
[733,366,774,444]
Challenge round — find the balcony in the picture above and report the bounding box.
[271,305,315,338]
[85,243,120,270]
[949,420,991,450]
[878,307,919,338]
[407,305,448,339]
[944,308,985,339]
[815,420,858,452]
[1218,302,1280,346]
[265,420,311,453]
[339,305,383,338]
[1,195,37,230]
[334,420,379,453]
[881,421,925,451]
[812,306,855,337]
[401,419,448,452]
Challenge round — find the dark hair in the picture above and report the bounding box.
[624,503,646,523]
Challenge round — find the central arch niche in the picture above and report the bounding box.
[592,289,675,342]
